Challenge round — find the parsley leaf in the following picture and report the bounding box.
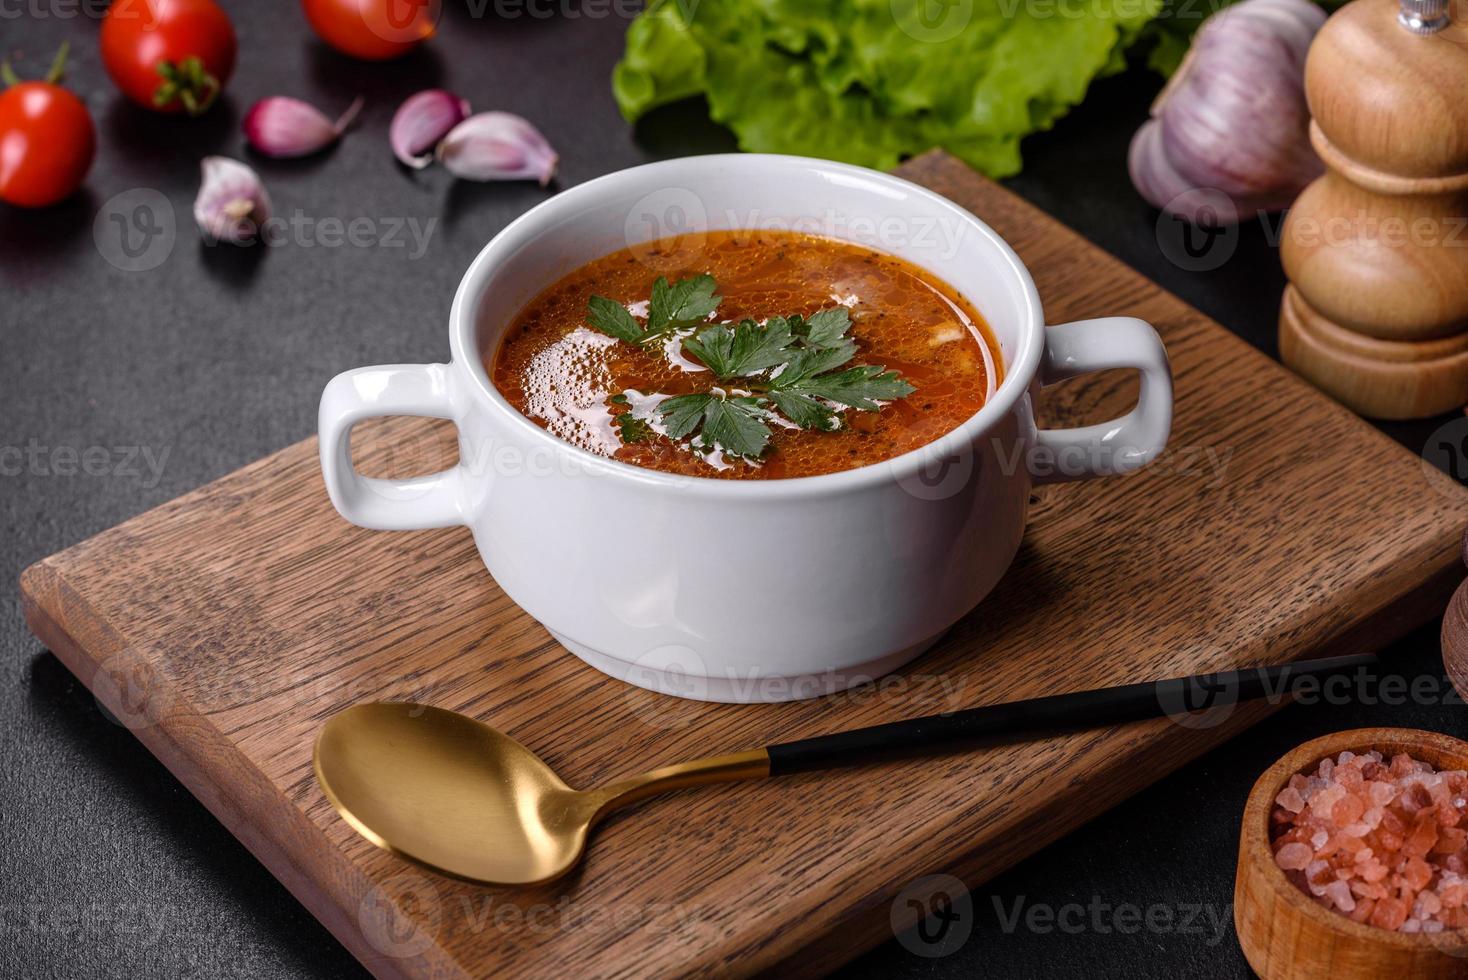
[771,364,915,410]
[767,389,839,431]
[682,317,795,378]
[774,343,857,385]
[657,392,771,459]
[658,393,712,440]
[792,307,852,349]
[587,296,645,344]
[586,274,721,347]
[648,274,720,335]
[700,397,772,459]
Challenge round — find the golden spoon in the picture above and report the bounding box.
[314,654,1372,886]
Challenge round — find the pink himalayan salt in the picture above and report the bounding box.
[1271,749,1468,932]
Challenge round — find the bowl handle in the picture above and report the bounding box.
[1029,317,1173,484]
[318,363,467,530]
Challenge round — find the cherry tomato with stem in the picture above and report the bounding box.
[101,0,237,115]
[301,0,440,61]
[0,43,96,209]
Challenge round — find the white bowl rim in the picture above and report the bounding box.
[447,153,1045,499]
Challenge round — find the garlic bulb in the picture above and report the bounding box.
[1129,0,1326,225]
[194,156,270,244]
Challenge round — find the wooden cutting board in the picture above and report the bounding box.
[22,152,1468,979]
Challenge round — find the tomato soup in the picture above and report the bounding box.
[489,231,1001,479]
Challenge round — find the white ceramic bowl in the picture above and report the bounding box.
[319,155,1172,702]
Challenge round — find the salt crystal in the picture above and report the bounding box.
[1371,896,1409,930]
[1369,781,1397,807]
[1276,842,1312,871]
[1275,786,1305,814]
[1415,890,1443,919]
[1325,879,1356,912]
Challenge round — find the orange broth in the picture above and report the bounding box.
[489,231,1001,479]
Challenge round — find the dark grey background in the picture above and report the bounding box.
[2,2,1463,977]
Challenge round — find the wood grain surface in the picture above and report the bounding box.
[21,151,1468,979]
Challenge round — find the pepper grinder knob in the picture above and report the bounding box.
[1398,0,1451,33]
[1391,0,1450,32]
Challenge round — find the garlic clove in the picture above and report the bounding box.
[242,96,363,159]
[194,156,271,245]
[390,89,470,169]
[436,112,558,185]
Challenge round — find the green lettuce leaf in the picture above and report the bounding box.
[613,0,1164,177]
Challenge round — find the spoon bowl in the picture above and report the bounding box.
[314,703,766,885]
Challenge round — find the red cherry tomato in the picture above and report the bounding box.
[0,81,96,208]
[301,0,440,61]
[101,0,237,115]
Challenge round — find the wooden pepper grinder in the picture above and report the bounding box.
[1279,0,1468,419]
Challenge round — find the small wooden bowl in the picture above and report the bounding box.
[1235,728,1468,979]
[1439,527,1468,702]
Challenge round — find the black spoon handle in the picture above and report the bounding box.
[764,653,1377,776]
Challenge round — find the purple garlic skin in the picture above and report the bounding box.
[1129,0,1326,225]
[243,96,363,159]
[436,112,558,185]
[194,156,271,245]
[390,90,471,169]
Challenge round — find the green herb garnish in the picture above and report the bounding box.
[586,275,915,462]
[587,273,721,347]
